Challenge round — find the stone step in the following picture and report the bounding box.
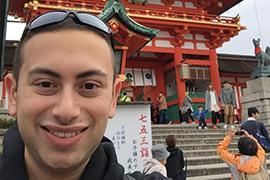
[187,159,270,177]
[152,124,270,129]
[187,154,270,166]
[152,129,227,134]
[153,143,237,151]
[152,124,214,129]
[152,138,238,145]
[180,144,237,151]
[152,133,227,139]
[187,162,230,177]
[152,127,270,134]
[187,156,224,166]
[187,169,270,180]
[187,173,230,180]
[0,129,6,135]
[183,148,238,157]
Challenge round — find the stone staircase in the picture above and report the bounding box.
[152,124,270,180]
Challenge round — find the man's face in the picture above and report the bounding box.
[254,112,260,119]
[7,30,121,172]
[224,83,230,88]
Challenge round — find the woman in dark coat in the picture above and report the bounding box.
[165,135,186,180]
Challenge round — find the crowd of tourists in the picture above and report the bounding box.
[153,81,238,130]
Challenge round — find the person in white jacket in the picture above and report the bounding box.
[143,144,170,177]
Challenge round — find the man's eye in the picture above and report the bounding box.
[35,81,56,88]
[79,82,100,97]
[81,82,98,90]
[33,80,57,95]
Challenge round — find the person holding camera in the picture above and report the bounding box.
[217,128,267,180]
[241,107,270,153]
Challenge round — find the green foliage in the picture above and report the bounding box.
[0,115,17,129]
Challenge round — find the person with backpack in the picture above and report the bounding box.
[220,81,236,129]
[241,107,270,153]
[217,128,267,180]
[165,135,186,180]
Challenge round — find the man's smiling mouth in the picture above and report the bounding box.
[41,126,88,138]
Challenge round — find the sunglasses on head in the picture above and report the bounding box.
[21,10,113,47]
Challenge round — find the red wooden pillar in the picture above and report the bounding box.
[174,47,185,106]
[209,49,221,95]
[120,47,128,74]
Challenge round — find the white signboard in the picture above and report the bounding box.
[105,103,152,173]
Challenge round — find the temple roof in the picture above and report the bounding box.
[218,53,257,74]
[208,0,244,15]
[99,0,158,39]
[8,0,245,18]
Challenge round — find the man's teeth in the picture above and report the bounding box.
[48,130,81,138]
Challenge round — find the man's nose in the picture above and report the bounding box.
[52,88,80,124]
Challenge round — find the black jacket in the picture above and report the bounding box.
[0,125,169,180]
[241,120,270,145]
[165,147,185,180]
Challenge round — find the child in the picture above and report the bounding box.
[194,105,207,129]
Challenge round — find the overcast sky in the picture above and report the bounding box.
[217,0,270,55]
[6,0,270,55]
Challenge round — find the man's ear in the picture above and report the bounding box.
[5,74,17,116]
[108,78,122,119]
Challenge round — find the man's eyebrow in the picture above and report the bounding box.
[29,68,61,78]
[76,70,107,79]
[28,68,107,79]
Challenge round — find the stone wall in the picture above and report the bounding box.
[241,77,270,124]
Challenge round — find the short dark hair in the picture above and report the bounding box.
[248,107,259,117]
[238,136,258,156]
[13,16,115,83]
[166,135,177,148]
[198,105,203,109]
[222,81,229,85]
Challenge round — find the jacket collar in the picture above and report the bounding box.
[247,117,256,121]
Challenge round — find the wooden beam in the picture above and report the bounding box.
[162,61,174,72]
[141,46,174,53]
[184,60,211,66]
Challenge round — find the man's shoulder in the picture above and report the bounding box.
[241,119,256,126]
[125,171,171,180]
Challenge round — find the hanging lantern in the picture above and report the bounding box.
[178,63,190,80]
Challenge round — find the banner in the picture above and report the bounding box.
[105,104,152,173]
[125,68,156,86]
